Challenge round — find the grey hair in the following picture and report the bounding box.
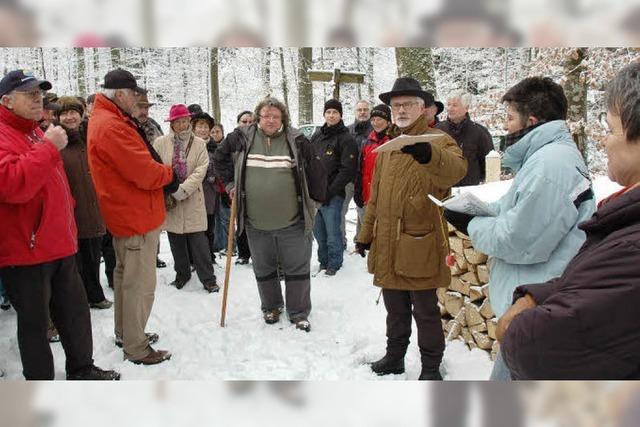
[102,88,133,101]
[606,61,640,142]
[355,100,371,108]
[254,96,290,128]
[447,90,473,109]
[416,97,425,108]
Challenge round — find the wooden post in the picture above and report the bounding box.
[308,67,365,102]
[485,150,501,183]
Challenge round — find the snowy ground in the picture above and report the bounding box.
[0,175,621,382]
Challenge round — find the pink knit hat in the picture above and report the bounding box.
[165,104,192,122]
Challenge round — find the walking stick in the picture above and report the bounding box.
[220,190,237,327]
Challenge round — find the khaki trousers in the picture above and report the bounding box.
[113,228,160,361]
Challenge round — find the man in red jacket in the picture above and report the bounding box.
[0,69,119,380]
[88,69,176,365]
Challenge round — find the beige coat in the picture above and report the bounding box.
[153,132,209,234]
[356,128,468,291]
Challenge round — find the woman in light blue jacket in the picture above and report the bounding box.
[465,77,596,379]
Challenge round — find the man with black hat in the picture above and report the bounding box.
[39,92,59,132]
[88,68,176,365]
[355,77,467,380]
[310,99,358,276]
[0,69,120,380]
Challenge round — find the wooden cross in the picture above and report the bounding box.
[308,68,365,100]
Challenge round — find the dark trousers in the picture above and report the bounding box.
[245,221,312,320]
[0,256,94,379]
[167,231,216,286]
[101,230,116,288]
[205,214,216,263]
[382,288,444,370]
[77,237,106,304]
[237,229,251,260]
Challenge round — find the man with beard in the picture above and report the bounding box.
[356,77,467,380]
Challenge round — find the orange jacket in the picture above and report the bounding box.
[87,94,173,237]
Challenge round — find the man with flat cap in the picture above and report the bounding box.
[355,77,468,380]
[88,68,177,365]
[0,69,120,380]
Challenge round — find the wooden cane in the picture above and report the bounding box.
[220,190,238,327]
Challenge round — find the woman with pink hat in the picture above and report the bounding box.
[152,104,218,292]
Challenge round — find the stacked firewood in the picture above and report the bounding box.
[438,223,499,360]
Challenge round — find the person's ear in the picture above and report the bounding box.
[527,115,539,127]
[1,95,13,109]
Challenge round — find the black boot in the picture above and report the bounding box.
[67,365,121,381]
[418,367,443,381]
[170,277,189,290]
[370,354,405,376]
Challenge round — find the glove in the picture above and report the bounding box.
[355,241,371,258]
[171,186,189,201]
[443,209,475,236]
[401,142,432,164]
[164,169,180,194]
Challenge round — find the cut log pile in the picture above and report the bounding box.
[439,223,500,360]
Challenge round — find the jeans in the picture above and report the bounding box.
[313,196,344,271]
[489,349,512,380]
[214,204,235,252]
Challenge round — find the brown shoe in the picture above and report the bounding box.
[130,348,172,366]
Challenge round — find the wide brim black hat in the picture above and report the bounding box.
[191,111,215,129]
[379,77,435,106]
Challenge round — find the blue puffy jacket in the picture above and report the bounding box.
[468,121,595,317]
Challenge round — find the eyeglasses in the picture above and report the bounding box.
[259,114,282,122]
[390,101,420,111]
[15,89,45,100]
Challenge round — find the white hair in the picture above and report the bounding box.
[102,88,133,100]
[416,96,425,108]
[447,90,473,109]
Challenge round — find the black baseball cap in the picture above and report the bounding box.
[102,68,147,94]
[0,69,52,98]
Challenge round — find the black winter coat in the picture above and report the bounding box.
[311,120,358,201]
[436,114,493,186]
[348,119,373,150]
[502,186,640,379]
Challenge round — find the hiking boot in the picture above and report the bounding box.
[204,281,220,293]
[67,365,121,381]
[370,354,405,376]
[418,368,443,381]
[294,320,311,332]
[263,308,282,325]
[325,268,337,276]
[0,296,10,311]
[170,277,189,289]
[129,348,172,365]
[115,332,159,349]
[156,257,167,268]
[90,299,113,310]
[235,257,250,265]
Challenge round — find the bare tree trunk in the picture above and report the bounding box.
[395,47,436,94]
[564,47,589,163]
[262,48,272,97]
[110,48,121,69]
[75,48,87,97]
[367,48,375,102]
[279,48,290,110]
[210,48,221,123]
[356,47,362,100]
[297,47,313,124]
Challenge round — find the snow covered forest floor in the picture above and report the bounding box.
[0,176,621,382]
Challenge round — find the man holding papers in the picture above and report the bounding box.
[456,77,596,380]
[355,77,467,380]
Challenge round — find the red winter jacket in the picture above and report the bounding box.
[88,94,173,237]
[0,106,78,267]
[354,129,389,208]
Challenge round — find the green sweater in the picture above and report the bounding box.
[244,128,300,230]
